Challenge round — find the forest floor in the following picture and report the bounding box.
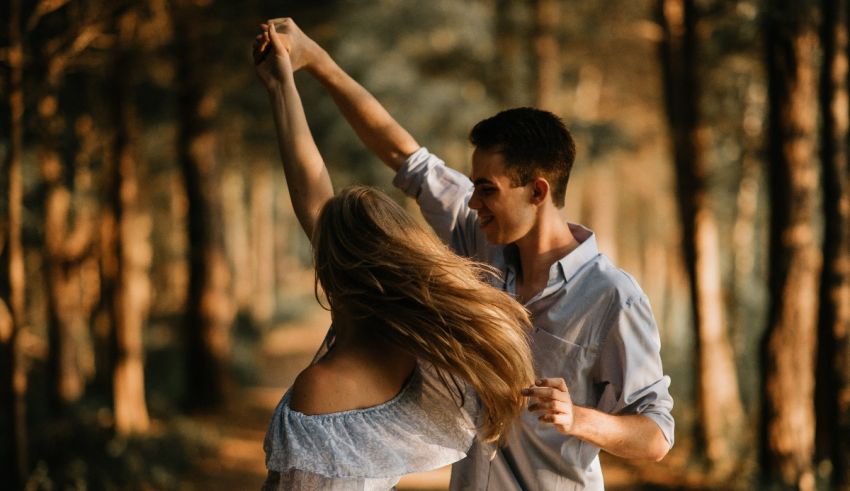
[181,302,710,491]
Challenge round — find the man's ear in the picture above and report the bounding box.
[530,177,550,205]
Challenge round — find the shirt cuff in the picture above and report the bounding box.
[641,409,675,447]
[393,147,434,198]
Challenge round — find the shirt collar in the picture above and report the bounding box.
[501,222,599,292]
[557,223,599,284]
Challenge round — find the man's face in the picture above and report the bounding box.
[469,148,536,245]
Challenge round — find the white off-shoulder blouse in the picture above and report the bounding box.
[262,333,479,491]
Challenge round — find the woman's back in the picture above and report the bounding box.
[288,327,417,415]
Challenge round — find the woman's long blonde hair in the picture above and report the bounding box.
[312,186,535,443]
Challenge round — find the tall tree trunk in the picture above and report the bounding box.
[173,0,235,409]
[817,0,850,488]
[0,0,28,483]
[656,0,746,474]
[38,83,96,410]
[251,166,275,325]
[221,170,251,313]
[110,11,151,435]
[41,95,97,409]
[533,0,561,112]
[493,0,530,106]
[762,1,821,488]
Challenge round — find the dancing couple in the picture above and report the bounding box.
[254,18,674,491]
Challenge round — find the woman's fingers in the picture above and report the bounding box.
[265,22,287,52]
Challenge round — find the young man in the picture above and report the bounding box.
[266,18,674,490]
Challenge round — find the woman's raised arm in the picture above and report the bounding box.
[254,21,333,241]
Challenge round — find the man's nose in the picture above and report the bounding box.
[468,192,482,210]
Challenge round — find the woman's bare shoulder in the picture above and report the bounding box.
[289,363,348,415]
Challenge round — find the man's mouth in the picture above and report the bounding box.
[480,216,494,228]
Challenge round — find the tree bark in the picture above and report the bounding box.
[109,11,151,435]
[173,0,235,409]
[41,98,97,409]
[656,0,746,474]
[762,1,821,488]
[817,0,850,488]
[493,0,530,106]
[533,0,561,112]
[251,166,275,325]
[1,0,29,483]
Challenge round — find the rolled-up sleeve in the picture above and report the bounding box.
[393,147,484,259]
[595,294,675,447]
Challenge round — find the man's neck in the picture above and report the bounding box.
[513,212,579,301]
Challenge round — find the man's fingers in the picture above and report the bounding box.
[267,18,292,33]
[521,386,570,402]
[535,377,568,392]
[538,413,571,426]
[527,400,570,414]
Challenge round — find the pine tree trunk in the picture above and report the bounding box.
[222,170,251,312]
[656,0,746,474]
[41,99,98,408]
[493,0,530,106]
[110,11,151,435]
[533,0,561,112]
[251,166,275,325]
[173,0,235,409]
[762,1,821,488]
[1,0,28,483]
[817,0,850,488]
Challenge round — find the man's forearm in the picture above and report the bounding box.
[570,407,670,462]
[306,49,419,171]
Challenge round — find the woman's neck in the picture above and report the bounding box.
[328,312,416,372]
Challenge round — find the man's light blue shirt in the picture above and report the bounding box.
[394,148,675,490]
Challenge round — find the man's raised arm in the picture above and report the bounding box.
[273,18,420,171]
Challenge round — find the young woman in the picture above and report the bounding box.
[254,21,535,490]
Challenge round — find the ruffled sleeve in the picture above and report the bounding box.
[264,364,479,484]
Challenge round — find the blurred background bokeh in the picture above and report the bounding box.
[1,0,848,489]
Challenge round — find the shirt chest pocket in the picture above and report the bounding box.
[531,327,600,407]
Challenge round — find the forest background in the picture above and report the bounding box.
[1,0,849,489]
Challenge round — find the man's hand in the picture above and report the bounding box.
[262,17,324,72]
[524,377,671,461]
[523,377,576,435]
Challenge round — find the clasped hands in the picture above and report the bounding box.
[253,17,320,76]
[523,377,577,435]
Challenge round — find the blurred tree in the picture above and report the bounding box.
[32,0,105,410]
[816,0,850,488]
[250,167,275,325]
[533,0,561,112]
[656,0,746,475]
[492,0,531,106]
[172,0,235,409]
[0,0,29,484]
[106,8,152,435]
[762,0,821,488]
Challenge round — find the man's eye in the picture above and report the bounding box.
[478,188,495,195]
